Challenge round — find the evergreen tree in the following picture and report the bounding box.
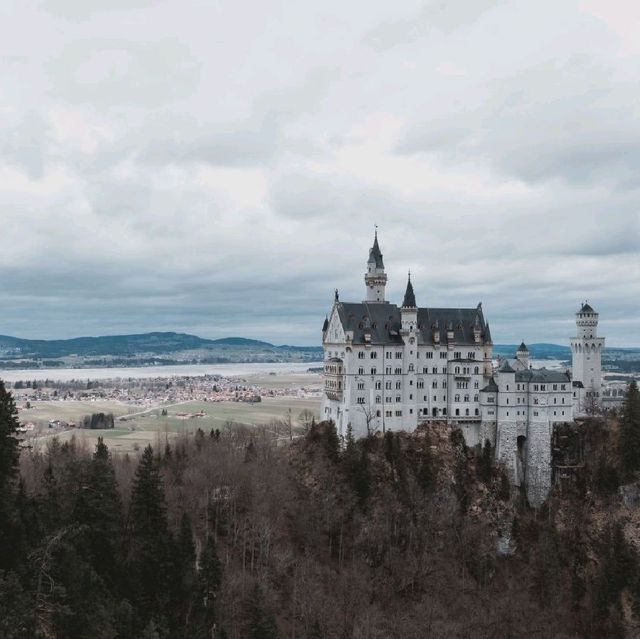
[172,513,197,631]
[416,432,436,491]
[74,437,123,587]
[479,439,493,484]
[193,534,223,637]
[0,380,22,571]
[128,445,173,631]
[244,583,279,639]
[618,381,640,478]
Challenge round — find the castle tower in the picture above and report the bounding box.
[516,341,529,370]
[570,302,605,412]
[400,272,417,332]
[364,230,387,303]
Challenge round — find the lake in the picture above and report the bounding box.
[0,361,324,383]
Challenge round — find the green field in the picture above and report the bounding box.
[22,396,321,454]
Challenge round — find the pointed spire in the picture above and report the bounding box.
[334,289,339,303]
[484,322,492,343]
[322,316,329,332]
[368,228,384,269]
[518,341,528,352]
[402,271,416,308]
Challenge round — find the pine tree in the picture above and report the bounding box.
[0,380,22,571]
[128,444,173,630]
[479,439,493,484]
[172,513,197,631]
[193,534,223,636]
[244,583,279,639]
[618,381,640,478]
[74,437,123,587]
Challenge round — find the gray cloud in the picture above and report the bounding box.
[0,0,638,347]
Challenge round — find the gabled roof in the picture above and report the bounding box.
[516,368,572,383]
[498,360,515,373]
[333,301,489,346]
[481,377,499,393]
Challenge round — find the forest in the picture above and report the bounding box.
[1,380,640,638]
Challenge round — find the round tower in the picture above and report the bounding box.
[364,230,387,303]
[570,302,605,411]
[516,341,529,370]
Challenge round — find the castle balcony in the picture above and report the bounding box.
[324,357,344,401]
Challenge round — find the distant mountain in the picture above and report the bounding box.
[0,332,322,368]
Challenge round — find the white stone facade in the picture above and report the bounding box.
[321,235,604,506]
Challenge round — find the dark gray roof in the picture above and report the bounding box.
[515,368,571,384]
[368,233,384,269]
[481,377,498,392]
[402,276,416,308]
[518,341,528,352]
[498,360,515,373]
[580,303,595,314]
[572,380,584,388]
[484,322,492,344]
[322,317,329,332]
[334,302,489,346]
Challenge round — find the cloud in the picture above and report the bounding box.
[0,0,638,347]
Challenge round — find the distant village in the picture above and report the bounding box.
[12,373,322,436]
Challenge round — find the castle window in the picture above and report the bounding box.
[409,409,413,414]
[443,408,447,415]
[475,408,479,416]
[395,368,402,374]
[506,385,509,391]
[409,394,413,400]
[561,384,566,390]
[376,410,381,417]
[386,352,392,359]
[474,395,479,402]
[467,352,475,360]
[375,381,381,390]
[433,381,438,389]
[553,384,557,390]
[396,396,401,403]
[396,382,401,389]
[440,352,447,359]
[386,410,392,417]
[433,367,438,374]
[455,394,460,402]
[370,368,377,375]
[426,352,433,359]
[433,395,437,402]
[417,381,424,389]
[386,367,392,374]
[464,395,469,402]
[474,366,479,374]
[443,381,447,389]
[385,381,392,389]
[465,408,470,416]
[540,385,546,391]
[534,398,539,405]
[395,410,402,416]
[408,364,414,371]
[474,382,479,389]
[534,411,539,416]
[455,409,460,416]
[455,366,460,374]
[395,352,402,359]
[376,396,381,404]
[357,397,365,404]
[370,351,377,359]
[454,351,461,359]
[358,352,365,359]
[386,397,392,403]
[358,367,364,375]
[357,382,364,390]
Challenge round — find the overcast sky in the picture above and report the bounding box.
[1,0,639,346]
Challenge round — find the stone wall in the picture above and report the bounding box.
[525,421,552,508]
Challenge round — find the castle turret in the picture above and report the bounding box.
[516,341,529,370]
[400,272,417,333]
[364,230,387,303]
[570,302,605,412]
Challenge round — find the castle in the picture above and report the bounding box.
[321,233,604,506]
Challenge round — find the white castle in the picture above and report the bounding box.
[321,233,604,505]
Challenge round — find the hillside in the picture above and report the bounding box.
[0,332,323,367]
[5,414,640,637]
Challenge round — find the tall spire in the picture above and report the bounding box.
[368,228,384,269]
[402,271,416,308]
[364,229,387,303]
